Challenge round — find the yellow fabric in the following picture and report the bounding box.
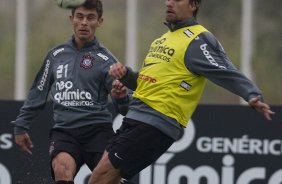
[133,25,209,127]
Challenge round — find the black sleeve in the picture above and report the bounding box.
[185,31,263,101]
[120,66,139,90]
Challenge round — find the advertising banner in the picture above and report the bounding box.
[0,101,54,184]
[0,101,281,184]
[134,105,282,184]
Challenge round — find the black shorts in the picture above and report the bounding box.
[49,123,114,178]
[106,118,174,179]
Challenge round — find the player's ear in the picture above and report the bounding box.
[69,15,74,24]
[97,17,104,27]
[189,0,200,12]
[188,2,197,11]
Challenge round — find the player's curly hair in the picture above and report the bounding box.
[190,0,201,18]
[71,0,103,18]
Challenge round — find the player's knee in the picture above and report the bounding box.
[88,172,119,184]
[52,152,76,179]
[88,152,120,183]
[52,154,76,180]
[53,162,74,179]
[92,166,108,178]
[93,166,120,183]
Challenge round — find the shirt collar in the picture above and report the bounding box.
[164,17,199,32]
[70,35,99,49]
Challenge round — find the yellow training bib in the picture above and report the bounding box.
[133,25,208,127]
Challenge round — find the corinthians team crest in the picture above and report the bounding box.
[80,54,94,69]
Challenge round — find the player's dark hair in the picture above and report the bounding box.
[189,0,201,18]
[71,0,103,18]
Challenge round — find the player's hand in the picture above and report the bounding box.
[15,133,34,155]
[248,95,275,120]
[109,62,127,79]
[111,79,127,99]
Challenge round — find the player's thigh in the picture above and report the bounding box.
[49,129,83,178]
[107,118,174,179]
[82,124,115,170]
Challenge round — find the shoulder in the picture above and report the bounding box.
[96,43,119,63]
[46,39,74,59]
[187,31,226,58]
[197,32,225,52]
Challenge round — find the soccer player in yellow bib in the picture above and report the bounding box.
[88,0,275,183]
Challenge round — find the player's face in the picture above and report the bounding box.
[70,7,103,44]
[165,0,195,23]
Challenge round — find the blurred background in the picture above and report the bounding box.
[0,0,281,104]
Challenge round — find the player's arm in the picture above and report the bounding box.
[14,133,33,155]
[185,32,275,120]
[12,55,54,154]
[110,79,132,116]
[109,62,138,90]
[103,60,131,116]
[248,96,275,120]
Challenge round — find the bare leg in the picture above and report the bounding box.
[52,152,76,181]
[88,151,121,184]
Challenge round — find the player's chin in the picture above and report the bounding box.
[77,34,91,41]
[165,15,177,23]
